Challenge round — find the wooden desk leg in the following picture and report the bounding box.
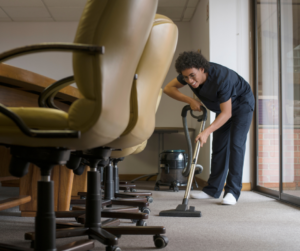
[19,164,74,217]
[52,165,74,211]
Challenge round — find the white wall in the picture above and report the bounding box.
[190,0,210,60]
[189,0,211,180]
[209,0,251,183]
[0,22,78,80]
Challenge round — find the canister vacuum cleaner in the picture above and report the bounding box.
[159,105,207,217]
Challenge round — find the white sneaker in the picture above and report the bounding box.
[222,193,237,205]
[190,191,214,199]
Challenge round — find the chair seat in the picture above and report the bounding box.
[110,140,147,159]
[111,145,138,159]
[0,107,115,149]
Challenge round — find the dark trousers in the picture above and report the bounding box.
[202,105,253,200]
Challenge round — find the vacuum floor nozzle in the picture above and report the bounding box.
[159,204,201,217]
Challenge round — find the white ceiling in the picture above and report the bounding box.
[0,0,200,22]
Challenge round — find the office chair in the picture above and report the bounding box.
[59,15,177,227]
[68,12,178,225]
[97,14,178,246]
[101,13,178,212]
[0,0,158,250]
[41,13,178,249]
[110,88,163,199]
[76,15,178,222]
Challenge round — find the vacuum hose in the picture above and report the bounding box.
[181,105,207,177]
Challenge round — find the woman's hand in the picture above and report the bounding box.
[195,129,210,147]
[189,99,202,112]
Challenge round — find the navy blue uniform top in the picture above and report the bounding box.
[177,62,255,113]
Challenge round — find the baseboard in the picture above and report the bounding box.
[194,177,208,188]
[242,182,252,191]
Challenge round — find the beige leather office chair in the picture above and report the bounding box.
[0,0,158,250]
[53,13,178,249]
[110,89,163,199]
[114,87,162,190]
[78,15,177,214]
[100,14,178,245]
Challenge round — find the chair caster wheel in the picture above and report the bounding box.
[106,246,121,251]
[147,196,153,203]
[153,235,169,249]
[136,220,147,226]
[142,208,151,215]
[131,219,138,223]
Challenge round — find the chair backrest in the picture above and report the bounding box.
[155,88,163,112]
[107,14,178,149]
[110,88,162,159]
[68,0,158,148]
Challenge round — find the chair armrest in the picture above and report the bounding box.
[0,43,102,137]
[0,104,80,138]
[38,75,75,109]
[0,43,104,63]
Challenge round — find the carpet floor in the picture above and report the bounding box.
[0,182,300,251]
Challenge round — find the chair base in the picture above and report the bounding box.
[23,167,119,250]
[25,225,167,250]
[58,148,167,249]
[3,146,98,251]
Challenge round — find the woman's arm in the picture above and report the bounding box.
[195,98,232,146]
[164,78,202,111]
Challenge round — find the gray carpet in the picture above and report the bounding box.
[0,183,300,251]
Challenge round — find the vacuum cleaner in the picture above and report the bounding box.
[155,149,190,192]
[159,105,207,217]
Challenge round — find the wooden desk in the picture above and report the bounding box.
[0,63,80,216]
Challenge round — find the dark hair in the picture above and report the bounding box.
[175,51,210,74]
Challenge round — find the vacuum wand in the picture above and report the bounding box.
[183,128,202,204]
[159,105,207,217]
[183,119,205,203]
